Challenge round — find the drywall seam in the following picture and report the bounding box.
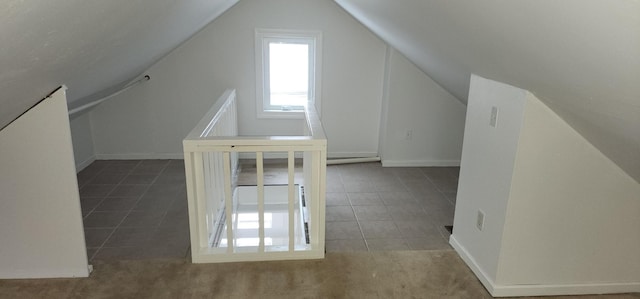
[377,44,393,160]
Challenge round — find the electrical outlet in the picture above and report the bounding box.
[490,106,498,127]
[405,129,413,140]
[476,210,485,231]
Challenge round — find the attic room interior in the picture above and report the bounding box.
[0,0,638,297]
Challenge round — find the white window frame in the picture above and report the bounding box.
[255,29,322,119]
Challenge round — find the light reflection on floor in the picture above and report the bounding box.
[217,185,307,251]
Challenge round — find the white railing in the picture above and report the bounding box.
[183,89,326,263]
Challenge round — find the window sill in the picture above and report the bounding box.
[257,110,305,119]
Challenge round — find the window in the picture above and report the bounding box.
[255,29,322,118]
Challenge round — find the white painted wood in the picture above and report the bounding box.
[186,89,237,139]
[203,152,213,239]
[255,29,323,119]
[256,152,265,252]
[310,149,327,250]
[0,87,89,278]
[318,149,327,248]
[184,152,201,257]
[193,152,209,248]
[288,151,295,252]
[222,151,234,253]
[184,90,326,263]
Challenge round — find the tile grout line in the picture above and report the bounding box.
[338,166,370,252]
[90,160,168,260]
[82,160,190,261]
[90,163,139,261]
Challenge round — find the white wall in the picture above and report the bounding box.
[497,93,640,289]
[451,75,640,297]
[70,112,95,171]
[380,48,466,166]
[90,0,387,159]
[450,74,528,284]
[335,1,640,183]
[0,87,89,278]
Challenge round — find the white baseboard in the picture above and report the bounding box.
[94,153,184,160]
[327,152,378,159]
[449,235,640,297]
[0,268,90,279]
[492,281,640,297]
[448,235,497,295]
[382,159,460,167]
[75,155,96,173]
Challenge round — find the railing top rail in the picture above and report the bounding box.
[304,102,326,141]
[184,89,327,143]
[185,89,236,140]
[184,135,326,147]
[187,135,315,141]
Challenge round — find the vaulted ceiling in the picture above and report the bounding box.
[0,0,238,129]
[336,0,640,182]
[1,0,638,181]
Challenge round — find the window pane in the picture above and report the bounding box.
[269,42,309,107]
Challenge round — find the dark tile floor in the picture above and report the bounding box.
[323,162,458,252]
[77,160,190,261]
[78,160,458,261]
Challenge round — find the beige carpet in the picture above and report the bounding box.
[0,250,637,299]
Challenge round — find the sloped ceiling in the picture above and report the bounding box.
[0,0,237,129]
[2,0,637,182]
[336,0,640,182]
